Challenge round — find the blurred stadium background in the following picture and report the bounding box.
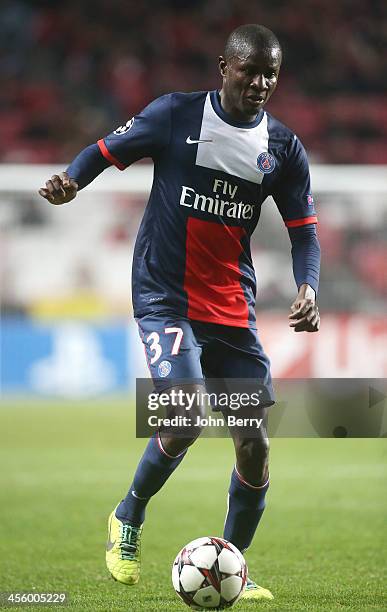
[1,0,386,395]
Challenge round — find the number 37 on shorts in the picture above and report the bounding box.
[137,315,202,381]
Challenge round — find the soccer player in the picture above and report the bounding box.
[39,24,320,601]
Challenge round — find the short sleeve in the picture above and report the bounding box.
[97,94,172,170]
[272,135,318,228]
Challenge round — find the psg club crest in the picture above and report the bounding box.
[257,152,276,174]
[158,360,172,377]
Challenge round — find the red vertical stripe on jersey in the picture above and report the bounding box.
[184,218,249,327]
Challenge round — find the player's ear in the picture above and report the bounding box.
[218,56,227,78]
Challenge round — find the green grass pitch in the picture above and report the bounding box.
[0,399,386,611]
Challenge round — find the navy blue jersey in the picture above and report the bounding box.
[98,90,318,328]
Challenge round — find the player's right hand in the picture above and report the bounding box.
[38,172,78,205]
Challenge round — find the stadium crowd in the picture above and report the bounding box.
[1,0,386,164]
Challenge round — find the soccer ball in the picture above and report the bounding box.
[172,536,247,609]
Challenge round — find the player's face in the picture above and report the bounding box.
[219,46,281,122]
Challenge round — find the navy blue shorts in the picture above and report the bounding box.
[137,313,275,406]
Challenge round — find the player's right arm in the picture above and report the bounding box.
[38,94,172,205]
[38,171,79,205]
[38,143,112,205]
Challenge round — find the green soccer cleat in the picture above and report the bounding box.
[240,577,274,601]
[105,506,143,585]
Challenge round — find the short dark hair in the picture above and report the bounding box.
[224,24,282,61]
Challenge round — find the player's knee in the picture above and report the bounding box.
[235,436,269,484]
[168,383,207,436]
[160,416,204,454]
[161,434,198,456]
[236,435,269,460]
[160,383,207,455]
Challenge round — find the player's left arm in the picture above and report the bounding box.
[272,134,321,333]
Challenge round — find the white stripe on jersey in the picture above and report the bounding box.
[195,93,269,184]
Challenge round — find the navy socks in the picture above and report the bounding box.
[116,439,268,551]
[116,433,187,526]
[223,467,269,552]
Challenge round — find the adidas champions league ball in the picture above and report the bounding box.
[172,537,247,609]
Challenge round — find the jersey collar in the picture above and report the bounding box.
[210,90,264,129]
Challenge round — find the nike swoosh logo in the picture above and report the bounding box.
[131,490,148,500]
[186,136,213,144]
[106,515,115,551]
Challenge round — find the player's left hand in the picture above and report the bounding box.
[288,284,320,332]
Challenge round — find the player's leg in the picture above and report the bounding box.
[227,422,273,600]
[107,384,204,586]
[116,314,205,523]
[116,379,206,527]
[200,323,274,600]
[107,315,205,584]
[224,413,270,551]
